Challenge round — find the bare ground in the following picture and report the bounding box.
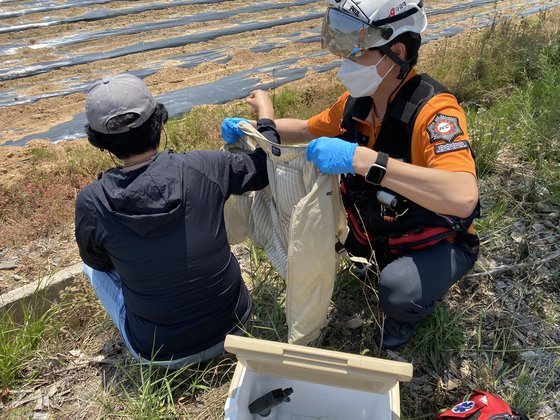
[0,0,552,145]
[1,1,559,419]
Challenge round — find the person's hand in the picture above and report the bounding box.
[247,90,274,119]
[306,137,358,174]
[221,117,250,144]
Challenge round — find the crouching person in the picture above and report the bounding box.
[75,74,272,368]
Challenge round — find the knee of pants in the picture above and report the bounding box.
[378,260,426,322]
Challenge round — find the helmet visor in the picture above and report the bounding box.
[321,7,384,58]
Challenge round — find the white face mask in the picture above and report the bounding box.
[337,55,394,98]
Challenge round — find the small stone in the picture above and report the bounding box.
[536,186,550,198]
[460,360,472,378]
[545,236,557,244]
[495,281,507,290]
[531,223,546,233]
[443,375,460,391]
[346,317,363,329]
[6,152,13,158]
[510,232,524,243]
[520,350,538,360]
[385,350,408,362]
[33,391,43,411]
[512,221,525,230]
[69,349,82,358]
[11,274,23,281]
[447,379,459,391]
[477,256,498,269]
[0,258,18,270]
[0,167,7,174]
[422,384,434,393]
[46,384,58,398]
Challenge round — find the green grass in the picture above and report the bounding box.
[480,50,560,205]
[0,291,67,392]
[243,242,287,341]
[505,361,559,415]
[97,356,235,419]
[425,12,560,105]
[474,197,512,237]
[117,363,194,419]
[29,145,56,162]
[269,77,345,120]
[466,107,505,178]
[411,306,467,370]
[1,8,560,420]
[101,12,560,418]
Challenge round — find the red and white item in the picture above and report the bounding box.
[436,390,528,420]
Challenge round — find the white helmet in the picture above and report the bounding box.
[325,0,427,49]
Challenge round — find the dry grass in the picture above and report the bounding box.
[0,9,559,420]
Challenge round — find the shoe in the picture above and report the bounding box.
[374,318,415,350]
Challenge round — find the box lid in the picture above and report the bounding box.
[225,335,412,394]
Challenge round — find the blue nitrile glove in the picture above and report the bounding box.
[306,137,358,174]
[221,117,250,144]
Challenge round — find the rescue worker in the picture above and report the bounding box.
[76,74,279,367]
[223,0,479,349]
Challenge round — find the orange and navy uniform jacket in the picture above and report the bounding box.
[306,70,478,248]
[307,70,476,178]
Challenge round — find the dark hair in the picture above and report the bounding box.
[390,32,422,67]
[86,103,168,159]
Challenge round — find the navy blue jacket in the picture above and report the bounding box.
[75,145,269,360]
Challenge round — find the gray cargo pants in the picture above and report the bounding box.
[377,239,477,324]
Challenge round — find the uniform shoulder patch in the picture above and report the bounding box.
[426,113,464,143]
[434,140,470,155]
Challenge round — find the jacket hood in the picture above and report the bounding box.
[92,151,183,238]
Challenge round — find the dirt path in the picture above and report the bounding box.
[0,0,555,146]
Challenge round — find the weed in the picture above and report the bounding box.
[475,197,512,238]
[117,362,192,419]
[505,361,558,415]
[467,107,504,178]
[270,88,301,118]
[99,355,237,419]
[411,306,467,370]
[166,103,248,152]
[1,8,560,420]
[29,145,56,162]
[426,12,560,105]
[65,143,112,188]
[244,242,287,341]
[0,290,66,395]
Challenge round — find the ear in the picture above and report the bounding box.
[390,42,407,61]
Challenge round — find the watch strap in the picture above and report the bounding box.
[376,151,389,170]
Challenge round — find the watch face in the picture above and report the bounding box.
[366,164,385,185]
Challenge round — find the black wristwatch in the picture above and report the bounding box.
[365,152,389,185]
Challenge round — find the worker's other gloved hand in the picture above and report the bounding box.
[306,137,357,174]
[221,118,250,144]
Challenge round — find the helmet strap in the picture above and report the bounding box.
[378,44,413,80]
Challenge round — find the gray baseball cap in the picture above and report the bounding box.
[85,73,156,134]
